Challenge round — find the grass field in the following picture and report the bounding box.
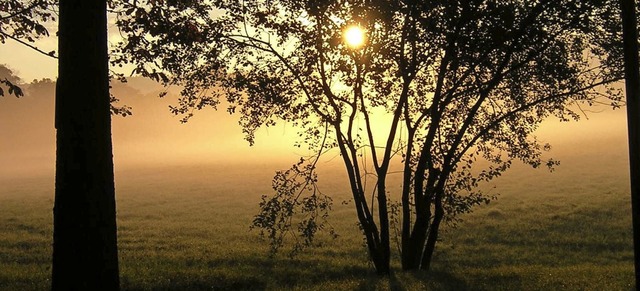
[0,91,636,290]
[0,144,635,291]
[0,62,635,290]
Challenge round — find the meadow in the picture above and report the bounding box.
[0,146,635,290]
[0,80,636,289]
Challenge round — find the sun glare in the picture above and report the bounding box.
[344,25,365,48]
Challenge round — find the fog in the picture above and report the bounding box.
[0,76,303,179]
[0,74,630,181]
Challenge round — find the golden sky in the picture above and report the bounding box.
[1,39,57,82]
[0,20,631,180]
[1,15,129,82]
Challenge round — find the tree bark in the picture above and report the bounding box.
[52,0,120,290]
[375,175,391,274]
[620,0,640,288]
[401,208,430,270]
[420,200,444,270]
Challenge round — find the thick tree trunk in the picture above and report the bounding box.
[620,0,640,288]
[52,0,120,290]
[401,187,445,271]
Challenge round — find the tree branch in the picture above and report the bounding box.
[1,31,57,59]
[453,77,623,166]
[0,0,46,21]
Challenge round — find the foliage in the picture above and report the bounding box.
[0,64,23,97]
[0,78,23,97]
[0,0,132,116]
[0,0,57,97]
[112,0,626,273]
[0,0,58,57]
[251,158,336,257]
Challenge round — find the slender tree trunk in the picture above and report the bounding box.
[620,0,640,288]
[400,138,414,269]
[52,0,120,290]
[375,176,391,274]
[420,201,444,270]
[335,127,390,274]
[401,203,430,270]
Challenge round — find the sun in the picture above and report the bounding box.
[344,25,365,48]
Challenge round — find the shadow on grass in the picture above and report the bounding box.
[121,254,373,290]
[119,252,490,290]
[425,257,526,291]
[123,277,267,291]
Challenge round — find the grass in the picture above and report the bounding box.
[0,153,635,290]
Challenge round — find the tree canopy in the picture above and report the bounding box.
[0,0,132,115]
[112,0,628,273]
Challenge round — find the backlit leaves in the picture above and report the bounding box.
[0,0,58,56]
[111,0,628,261]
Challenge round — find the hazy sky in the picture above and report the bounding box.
[0,21,631,180]
[1,16,126,82]
[0,76,306,178]
[0,40,57,82]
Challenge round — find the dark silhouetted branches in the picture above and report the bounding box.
[1,1,133,115]
[0,78,23,97]
[252,157,336,257]
[111,0,629,275]
[0,0,58,57]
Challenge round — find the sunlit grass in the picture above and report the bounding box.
[0,156,634,290]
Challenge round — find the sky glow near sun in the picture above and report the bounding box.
[344,25,365,48]
[1,10,630,175]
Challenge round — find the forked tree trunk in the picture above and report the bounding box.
[401,202,430,270]
[52,0,120,290]
[401,178,447,271]
[337,128,392,275]
[350,184,391,275]
[351,195,390,275]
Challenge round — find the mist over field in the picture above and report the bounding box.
[0,77,306,178]
[0,75,635,290]
[0,75,630,181]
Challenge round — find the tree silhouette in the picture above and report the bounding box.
[0,64,24,97]
[0,0,57,97]
[0,0,131,115]
[52,0,120,289]
[619,0,640,288]
[113,0,625,274]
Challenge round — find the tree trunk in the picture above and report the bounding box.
[420,201,444,271]
[620,0,640,288]
[52,0,120,290]
[401,211,430,270]
[375,175,391,274]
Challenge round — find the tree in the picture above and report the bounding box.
[620,0,640,287]
[52,0,120,289]
[112,0,624,274]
